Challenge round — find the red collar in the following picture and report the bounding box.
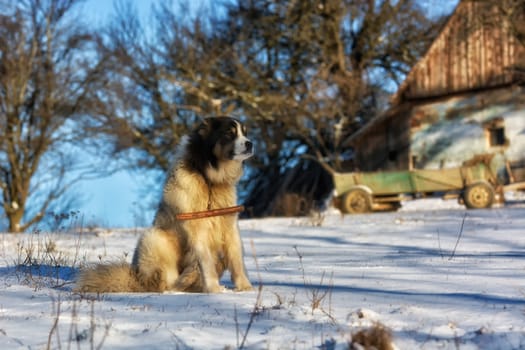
[175,205,244,221]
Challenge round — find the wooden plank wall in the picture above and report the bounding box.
[394,1,524,103]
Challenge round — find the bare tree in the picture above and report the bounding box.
[89,1,264,214]
[89,2,219,175]
[94,0,446,217]
[0,0,104,232]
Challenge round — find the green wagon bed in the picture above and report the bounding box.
[332,163,497,214]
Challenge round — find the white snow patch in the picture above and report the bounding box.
[0,198,524,349]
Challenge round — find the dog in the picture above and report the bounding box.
[76,116,254,293]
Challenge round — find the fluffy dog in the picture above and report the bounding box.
[76,116,254,293]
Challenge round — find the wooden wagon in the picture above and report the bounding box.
[332,163,498,214]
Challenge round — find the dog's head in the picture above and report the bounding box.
[194,116,253,162]
[185,116,253,184]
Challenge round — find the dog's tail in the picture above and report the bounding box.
[75,263,145,293]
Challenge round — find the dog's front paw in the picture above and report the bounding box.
[205,283,226,293]
[235,281,254,292]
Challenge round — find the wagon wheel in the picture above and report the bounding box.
[341,188,372,214]
[463,181,495,209]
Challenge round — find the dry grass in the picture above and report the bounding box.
[294,245,335,320]
[46,294,111,350]
[13,231,83,290]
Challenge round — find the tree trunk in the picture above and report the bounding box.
[8,209,24,233]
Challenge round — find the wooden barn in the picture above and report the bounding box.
[346,0,525,182]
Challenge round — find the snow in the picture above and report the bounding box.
[1,197,525,349]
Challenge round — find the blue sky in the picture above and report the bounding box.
[81,0,155,21]
[76,0,158,228]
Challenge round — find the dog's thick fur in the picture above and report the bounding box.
[76,116,254,293]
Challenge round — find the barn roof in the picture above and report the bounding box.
[391,0,524,105]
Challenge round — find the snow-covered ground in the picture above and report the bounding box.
[1,196,525,349]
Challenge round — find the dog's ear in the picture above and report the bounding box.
[197,119,211,138]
